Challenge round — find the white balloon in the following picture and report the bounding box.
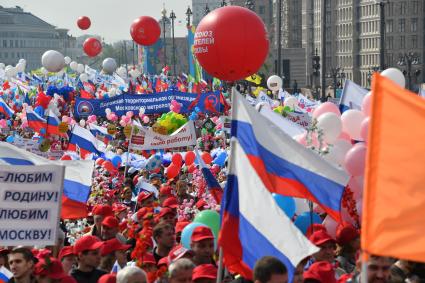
[64,56,71,65]
[79,119,86,127]
[116,66,127,78]
[19,58,26,65]
[139,107,145,115]
[16,62,25,73]
[284,96,298,109]
[324,139,352,167]
[294,198,310,215]
[70,61,78,71]
[102,58,117,74]
[79,73,88,82]
[267,75,283,91]
[317,112,342,144]
[77,64,85,74]
[41,50,65,72]
[341,110,366,141]
[381,68,405,88]
[0,63,4,69]
[105,108,112,115]
[5,65,16,77]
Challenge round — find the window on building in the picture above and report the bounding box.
[411,18,418,32]
[386,20,393,33]
[5,53,8,59]
[400,2,407,14]
[259,5,265,14]
[400,36,405,49]
[387,36,394,50]
[411,35,418,49]
[412,1,419,14]
[3,40,6,47]
[387,2,394,16]
[399,19,405,32]
[9,40,13,47]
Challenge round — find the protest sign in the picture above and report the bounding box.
[286,112,312,129]
[0,164,64,246]
[131,121,197,150]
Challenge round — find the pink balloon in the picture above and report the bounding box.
[348,176,364,201]
[362,92,372,117]
[21,121,28,128]
[0,119,7,128]
[294,133,307,146]
[119,120,126,127]
[360,117,370,142]
[344,143,367,177]
[62,115,69,123]
[143,116,150,124]
[126,111,134,118]
[312,102,341,119]
[338,132,351,142]
[322,215,338,238]
[341,110,366,141]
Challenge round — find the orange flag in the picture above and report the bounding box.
[362,73,425,262]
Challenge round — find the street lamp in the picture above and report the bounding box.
[161,7,168,67]
[276,0,282,77]
[220,0,227,7]
[367,66,380,87]
[185,7,192,27]
[397,52,421,91]
[245,0,255,10]
[204,4,210,16]
[170,10,177,77]
[375,0,388,70]
[312,48,321,99]
[326,67,346,98]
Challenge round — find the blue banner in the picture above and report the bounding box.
[74,91,221,119]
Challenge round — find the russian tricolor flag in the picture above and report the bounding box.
[0,142,94,219]
[195,148,223,204]
[230,90,349,221]
[0,97,14,118]
[26,107,47,134]
[46,110,66,137]
[68,125,106,158]
[89,123,114,143]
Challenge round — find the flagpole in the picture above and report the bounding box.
[216,247,224,283]
[124,124,134,178]
[360,252,369,283]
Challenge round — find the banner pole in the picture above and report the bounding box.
[216,247,224,283]
[361,252,369,283]
[124,124,134,178]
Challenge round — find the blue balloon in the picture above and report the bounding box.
[111,155,122,168]
[181,222,208,249]
[213,151,227,167]
[103,94,109,99]
[272,194,296,218]
[6,136,14,143]
[294,212,322,235]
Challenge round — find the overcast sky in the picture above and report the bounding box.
[0,0,192,42]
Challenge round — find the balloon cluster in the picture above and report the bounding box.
[153,112,187,134]
[120,111,133,127]
[170,100,182,113]
[189,107,201,121]
[105,108,118,122]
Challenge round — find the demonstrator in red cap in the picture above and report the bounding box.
[190,226,215,266]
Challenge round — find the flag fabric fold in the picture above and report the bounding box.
[68,125,106,158]
[195,148,223,204]
[0,142,93,219]
[362,74,425,263]
[339,80,369,113]
[0,97,14,118]
[26,107,47,133]
[46,110,66,136]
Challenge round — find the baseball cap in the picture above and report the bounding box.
[158,257,169,267]
[102,216,119,229]
[303,261,336,283]
[160,186,173,196]
[100,238,131,256]
[336,223,359,246]
[74,235,104,254]
[136,207,154,221]
[112,203,128,213]
[163,197,179,209]
[58,246,74,261]
[34,257,68,280]
[192,264,218,281]
[98,274,117,283]
[137,191,154,203]
[191,226,215,243]
[149,173,162,181]
[175,221,190,234]
[158,207,176,219]
[168,245,193,262]
[141,253,156,265]
[306,224,327,238]
[309,230,336,246]
[92,204,114,217]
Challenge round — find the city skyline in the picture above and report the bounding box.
[0,0,191,42]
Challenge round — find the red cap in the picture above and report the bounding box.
[112,203,128,213]
[137,191,154,203]
[163,197,179,209]
[58,246,74,261]
[141,253,157,265]
[98,274,117,283]
[196,199,207,210]
[175,221,190,234]
[168,245,192,262]
[102,216,119,228]
[303,261,336,283]
[158,207,176,219]
[192,264,217,281]
[309,230,335,246]
[306,224,327,238]
[160,186,173,196]
[92,205,114,217]
[336,223,359,246]
[34,257,68,280]
[191,226,214,243]
[136,207,154,221]
[158,257,169,267]
[74,235,103,254]
[101,238,131,256]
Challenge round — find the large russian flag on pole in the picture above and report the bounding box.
[46,110,66,137]
[0,98,14,118]
[0,142,93,219]
[89,123,114,143]
[68,125,106,158]
[230,90,349,221]
[26,107,47,134]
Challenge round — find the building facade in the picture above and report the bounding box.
[0,6,83,70]
[192,0,222,26]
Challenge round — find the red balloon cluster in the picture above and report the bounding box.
[83,37,102,57]
[77,16,91,30]
[130,16,161,46]
[193,6,269,81]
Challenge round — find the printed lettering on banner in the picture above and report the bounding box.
[131,121,197,150]
[0,165,64,246]
[286,112,312,129]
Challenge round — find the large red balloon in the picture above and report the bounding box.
[201,152,213,164]
[83,37,102,57]
[166,163,180,180]
[172,153,183,167]
[193,6,269,81]
[77,16,91,30]
[130,16,161,46]
[185,151,196,165]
